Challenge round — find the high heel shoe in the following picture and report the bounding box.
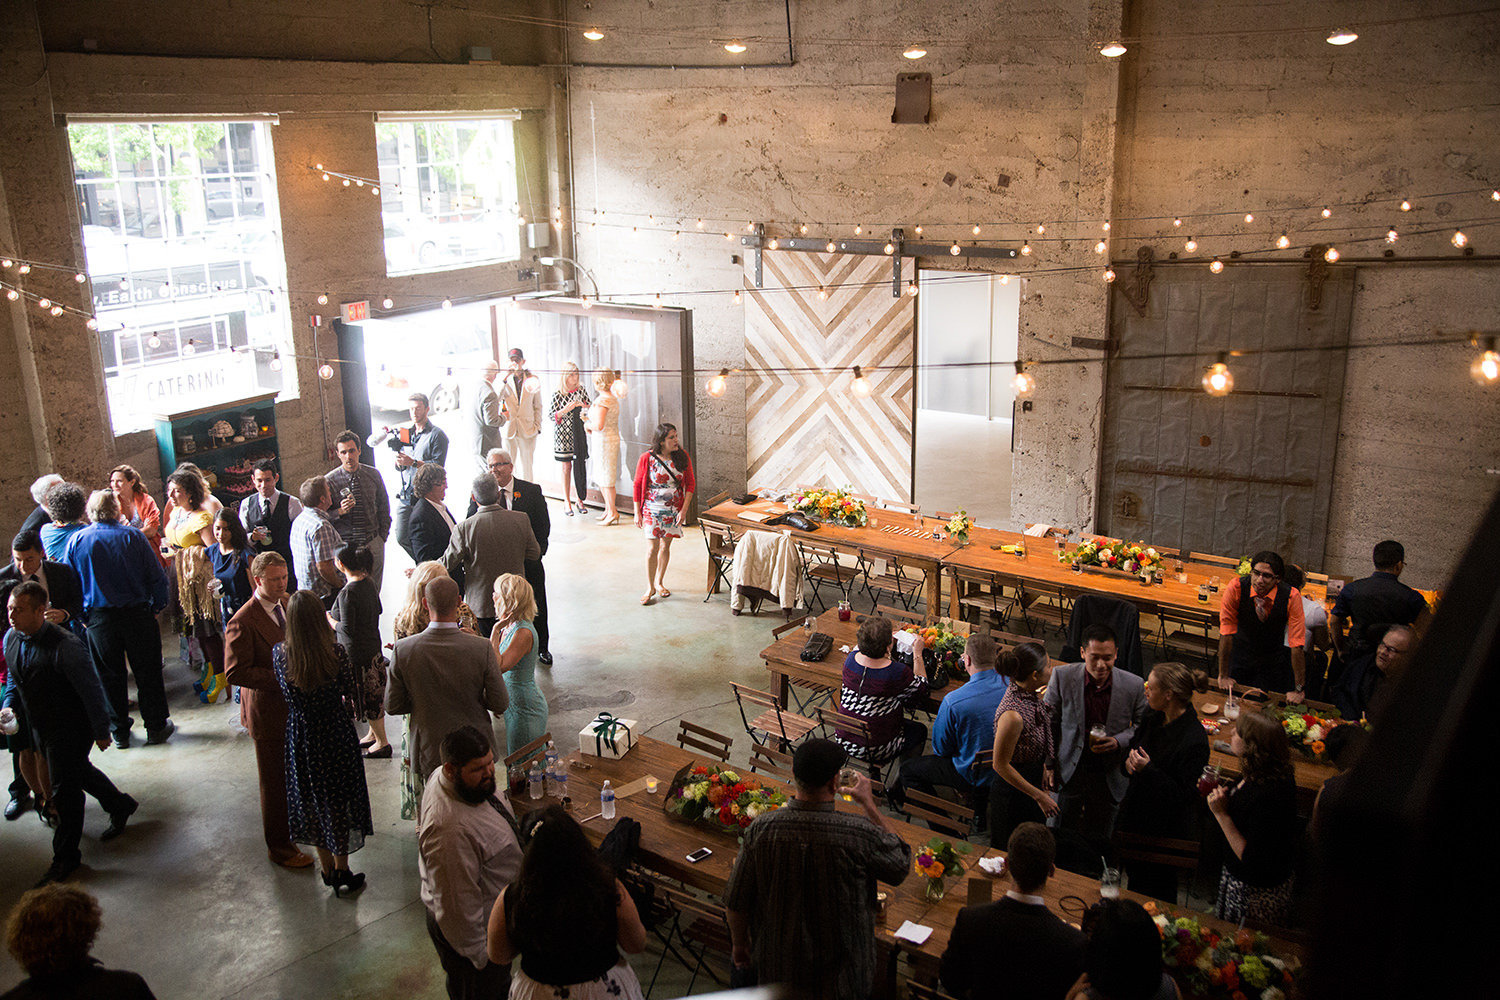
[323,868,366,897]
[597,514,619,526]
[199,672,227,704]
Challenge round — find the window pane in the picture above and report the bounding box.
[69,119,295,435]
[376,118,521,276]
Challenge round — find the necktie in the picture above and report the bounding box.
[273,604,286,629]
[501,488,509,509]
[1254,594,1271,622]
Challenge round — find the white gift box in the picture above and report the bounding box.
[579,714,636,759]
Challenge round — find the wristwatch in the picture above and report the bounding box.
[1294,684,1306,694]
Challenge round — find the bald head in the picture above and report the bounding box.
[424,576,461,620]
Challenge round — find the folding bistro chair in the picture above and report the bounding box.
[1016,578,1073,638]
[794,537,867,613]
[748,742,794,781]
[1113,832,1201,905]
[642,873,733,997]
[729,681,818,752]
[771,616,835,714]
[675,720,733,762]
[953,565,1021,632]
[502,732,552,770]
[865,550,925,611]
[700,518,736,602]
[897,786,975,839]
[816,706,888,784]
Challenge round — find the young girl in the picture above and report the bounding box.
[327,544,388,756]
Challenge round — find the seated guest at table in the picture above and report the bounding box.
[1047,624,1147,844]
[1310,722,1367,846]
[1329,539,1430,667]
[1065,898,1180,1000]
[1206,711,1299,926]
[889,633,1006,818]
[833,615,928,771]
[17,474,63,539]
[1216,550,1307,703]
[1331,624,1412,722]
[38,484,88,563]
[726,738,911,1000]
[1115,663,1210,902]
[486,804,646,1000]
[2,884,156,1000]
[941,822,1085,1000]
[990,643,1056,844]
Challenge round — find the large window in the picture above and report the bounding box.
[376,117,522,275]
[69,120,293,434]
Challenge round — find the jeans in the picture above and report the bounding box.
[85,605,169,737]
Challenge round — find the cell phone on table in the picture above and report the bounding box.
[686,847,713,863]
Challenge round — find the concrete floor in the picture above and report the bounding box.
[0,502,787,998]
[914,410,1014,528]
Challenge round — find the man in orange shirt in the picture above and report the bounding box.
[1216,550,1307,704]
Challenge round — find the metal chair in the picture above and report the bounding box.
[898,786,975,839]
[1016,578,1073,638]
[815,705,887,784]
[866,550,925,611]
[675,720,733,762]
[642,872,733,997]
[1113,832,1201,905]
[730,681,818,751]
[794,537,867,613]
[953,565,1021,631]
[748,743,794,781]
[700,515,736,603]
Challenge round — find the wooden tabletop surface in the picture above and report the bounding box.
[703,498,958,563]
[1191,691,1338,799]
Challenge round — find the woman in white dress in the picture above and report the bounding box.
[588,367,622,525]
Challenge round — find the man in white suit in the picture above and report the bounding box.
[498,347,542,482]
[1044,623,1147,844]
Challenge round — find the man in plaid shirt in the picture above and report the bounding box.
[290,476,344,607]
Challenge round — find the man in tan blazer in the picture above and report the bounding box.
[385,577,509,785]
[443,473,540,637]
[497,347,543,482]
[224,552,313,869]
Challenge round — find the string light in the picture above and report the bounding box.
[1101,222,1110,232]
[826,241,836,253]
[1094,240,1107,254]
[342,178,351,187]
[696,218,704,229]
[855,225,863,235]
[382,296,394,309]
[1472,337,1500,384]
[1386,227,1399,243]
[1036,224,1046,235]
[733,289,742,304]
[610,378,629,398]
[182,338,196,356]
[1244,213,1254,223]
[817,286,828,300]
[653,294,662,308]
[914,226,923,236]
[1011,361,1036,394]
[1276,234,1291,249]
[1321,207,1332,218]
[583,27,604,41]
[3,289,14,300]
[907,280,918,296]
[1104,268,1116,282]
[148,334,161,349]
[972,224,982,235]
[1184,237,1198,252]
[745,222,755,232]
[73,272,86,283]
[903,45,927,60]
[1452,230,1468,248]
[1202,355,1234,396]
[18,264,30,275]
[1209,258,1224,274]
[850,365,873,398]
[36,298,49,309]
[724,40,747,54]
[768,238,779,250]
[1326,28,1358,45]
[1172,218,1182,227]
[581,296,593,309]
[883,242,894,255]
[725,232,732,239]
[0,259,11,268]
[950,243,962,256]
[1020,242,1032,256]
[49,305,63,317]
[318,363,334,380]
[85,318,97,330]
[1324,247,1340,262]
[999,275,1010,285]
[799,224,808,235]
[316,293,328,305]
[707,368,730,397]
[1100,41,1127,57]
[1493,191,1500,202]
[269,352,282,372]
[1400,200,1412,212]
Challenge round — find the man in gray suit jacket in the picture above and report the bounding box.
[443,473,540,638]
[385,577,509,786]
[1044,623,1146,843]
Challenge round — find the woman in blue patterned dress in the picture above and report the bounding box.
[273,590,373,897]
[491,573,548,754]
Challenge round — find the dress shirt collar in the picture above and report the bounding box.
[255,594,287,621]
[426,620,461,630]
[788,798,836,812]
[1005,889,1047,906]
[1085,671,1112,695]
[476,503,502,513]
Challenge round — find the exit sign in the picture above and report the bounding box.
[342,300,370,323]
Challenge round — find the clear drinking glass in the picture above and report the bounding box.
[836,766,859,802]
[1100,867,1122,899]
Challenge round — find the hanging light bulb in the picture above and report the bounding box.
[1104,268,1116,282]
[523,375,542,394]
[768,238,779,250]
[74,272,86,283]
[1172,218,1182,227]
[1209,258,1224,273]
[354,179,363,187]
[826,240,837,253]
[855,224,863,235]
[4,289,16,301]
[610,378,629,398]
[799,224,808,235]
[1094,240,1107,254]
[1099,41,1127,58]
[1202,355,1234,396]
[321,173,331,181]
[914,226,923,236]
[581,296,593,309]
[745,222,755,233]
[1036,224,1046,234]
[907,280,918,296]
[1185,237,1198,252]
[883,242,894,255]
[1244,213,1254,223]
[182,338,197,356]
[696,218,705,229]
[1385,227,1399,243]
[903,45,927,60]
[269,352,283,372]
[973,224,982,235]
[318,363,334,380]
[1452,230,1469,248]
[653,294,663,309]
[0,258,11,268]
[724,40,747,54]
[583,27,604,41]
[1011,361,1036,394]
[1021,241,1032,256]
[316,293,329,305]
[850,365,873,398]
[999,275,1010,285]
[147,333,161,349]
[950,243,962,256]
[36,298,50,309]
[733,289,742,304]
[1321,206,1332,218]
[817,286,828,300]
[707,368,730,397]
[1472,337,1500,384]
[50,305,64,317]
[382,296,394,309]
[1101,222,1111,232]
[1492,190,1500,202]
[1326,28,1358,45]
[371,186,380,195]
[441,298,453,310]
[1400,199,1411,212]
[1324,246,1340,262]
[1276,234,1291,249]
[725,232,733,239]
[18,264,30,274]
[342,178,351,187]
[85,317,98,330]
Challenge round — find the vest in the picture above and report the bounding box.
[244,492,297,591]
[1231,578,1293,691]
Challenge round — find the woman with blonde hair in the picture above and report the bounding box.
[491,573,548,754]
[274,590,372,897]
[588,367,622,525]
[392,560,478,818]
[162,470,229,703]
[549,361,591,516]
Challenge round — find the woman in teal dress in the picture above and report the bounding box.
[491,573,549,754]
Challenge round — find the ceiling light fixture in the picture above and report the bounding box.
[903,45,927,60]
[724,40,747,54]
[583,28,604,41]
[1326,28,1358,46]
[1100,41,1127,58]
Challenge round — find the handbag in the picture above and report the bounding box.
[800,632,834,662]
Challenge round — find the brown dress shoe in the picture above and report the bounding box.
[271,851,315,869]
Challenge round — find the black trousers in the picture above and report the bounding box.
[1056,757,1121,842]
[989,760,1047,847]
[45,735,130,869]
[524,559,549,654]
[85,605,169,737]
[426,910,510,1000]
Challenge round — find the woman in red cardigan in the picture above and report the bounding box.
[632,422,695,605]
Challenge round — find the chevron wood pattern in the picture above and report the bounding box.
[744,251,915,499]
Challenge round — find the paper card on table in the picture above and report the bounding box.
[612,777,655,799]
[894,921,933,945]
[739,511,771,523]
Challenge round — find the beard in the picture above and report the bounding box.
[455,775,497,804]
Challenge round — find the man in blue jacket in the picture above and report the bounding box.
[889,634,1008,821]
[4,581,139,887]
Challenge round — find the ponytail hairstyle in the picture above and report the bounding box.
[999,642,1049,683]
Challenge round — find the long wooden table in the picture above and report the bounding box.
[702,498,957,617]
[1192,691,1337,806]
[560,736,1304,990]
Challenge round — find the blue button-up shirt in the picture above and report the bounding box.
[63,521,169,614]
[931,668,1009,786]
[397,422,451,501]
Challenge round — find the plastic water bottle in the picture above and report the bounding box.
[528,761,544,800]
[544,739,559,771]
[601,779,616,819]
[552,758,568,802]
[543,759,556,795]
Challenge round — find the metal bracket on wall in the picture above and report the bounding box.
[1119,245,1155,316]
[741,228,1017,296]
[891,228,904,297]
[1306,247,1330,310]
[753,223,765,289]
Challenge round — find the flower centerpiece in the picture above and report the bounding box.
[914,621,967,685]
[945,509,975,545]
[790,487,869,528]
[1145,902,1298,1000]
[1060,538,1162,575]
[913,837,971,900]
[1236,555,1253,576]
[1266,706,1363,761]
[665,763,788,836]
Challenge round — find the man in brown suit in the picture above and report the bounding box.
[223,552,313,869]
[443,473,540,637]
